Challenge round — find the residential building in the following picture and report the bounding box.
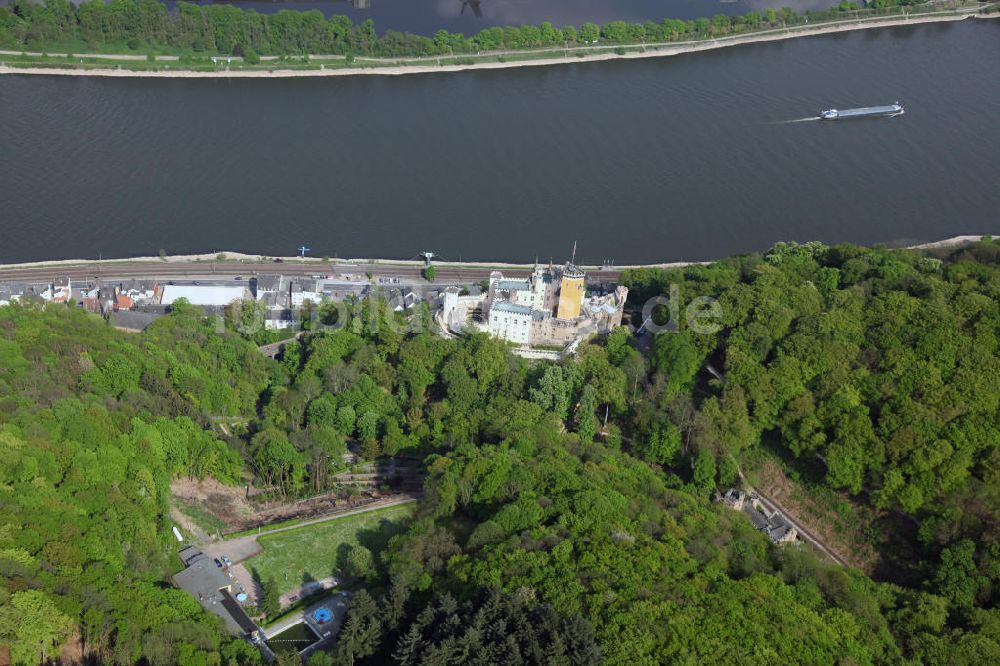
[41,277,72,303]
[115,294,134,311]
[0,283,26,307]
[80,297,102,314]
[265,309,298,330]
[720,488,799,545]
[116,279,156,304]
[290,279,322,308]
[251,275,282,301]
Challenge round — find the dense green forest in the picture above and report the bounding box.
[0,302,270,663]
[0,0,925,60]
[2,238,1000,664]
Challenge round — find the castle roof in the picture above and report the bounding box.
[493,302,532,315]
[497,279,531,291]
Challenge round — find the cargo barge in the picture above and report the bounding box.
[820,102,904,120]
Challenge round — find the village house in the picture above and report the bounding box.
[251,275,283,301]
[289,279,322,308]
[0,282,27,306]
[40,277,72,303]
[721,488,799,545]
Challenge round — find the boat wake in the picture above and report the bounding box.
[763,116,821,125]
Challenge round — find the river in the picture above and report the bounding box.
[0,20,997,265]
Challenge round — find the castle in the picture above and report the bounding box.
[441,260,628,350]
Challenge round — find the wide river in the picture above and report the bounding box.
[1,20,998,265]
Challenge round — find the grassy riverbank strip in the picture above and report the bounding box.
[0,236,994,275]
[1,4,996,78]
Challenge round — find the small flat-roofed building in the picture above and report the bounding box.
[172,548,258,637]
[159,284,250,307]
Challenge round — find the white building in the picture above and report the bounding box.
[41,277,72,303]
[291,289,323,308]
[289,278,323,308]
[158,285,249,306]
[117,279,156,305]
[490,269,549,312]
[265,310,298,330]
[487,301,533,344]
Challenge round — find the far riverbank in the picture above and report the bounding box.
[1,8,996,79]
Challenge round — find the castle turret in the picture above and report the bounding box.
[556,264,585,320]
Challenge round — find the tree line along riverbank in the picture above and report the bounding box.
[0,0,996,77]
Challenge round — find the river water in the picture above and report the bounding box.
[1,20,997,264]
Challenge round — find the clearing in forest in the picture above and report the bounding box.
[245,503,415,598]
[170,476,386,538]
[752,458,879,572]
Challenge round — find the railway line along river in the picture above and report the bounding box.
[1,20,997,265]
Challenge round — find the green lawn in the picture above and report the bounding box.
[246,504,415,596]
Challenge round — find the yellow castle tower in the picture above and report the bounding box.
[556,263,585,320]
